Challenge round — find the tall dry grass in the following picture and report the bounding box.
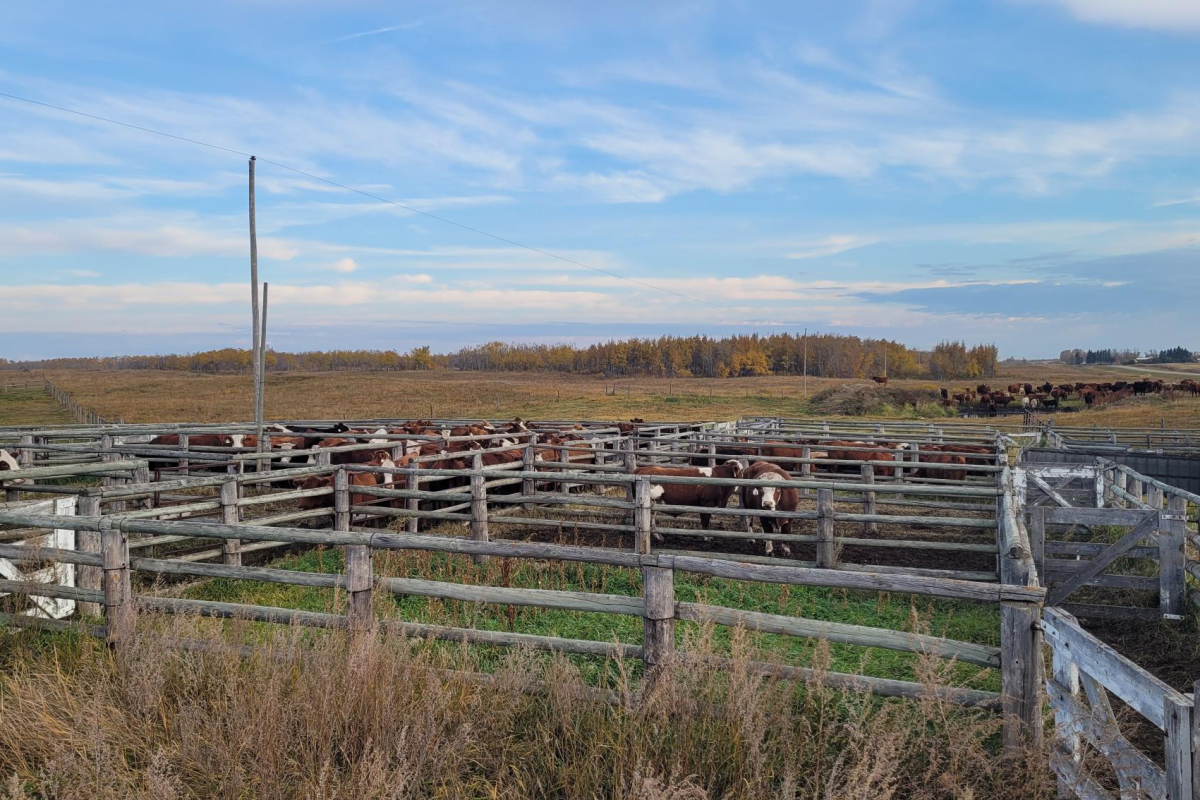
[0,617,1056,800]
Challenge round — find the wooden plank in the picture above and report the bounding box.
[684,654,1002,709]
[1163,694,1192,800]
[1045,507,1156,527]
[676,602,1000,667]
[1046,514,1160,606]
[378,577,644,616]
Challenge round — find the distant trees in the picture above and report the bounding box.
[1149,346,1196,364]
[1059,348,1143,365]
[2,332,1001,380]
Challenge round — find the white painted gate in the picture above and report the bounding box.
[0,496,78,619]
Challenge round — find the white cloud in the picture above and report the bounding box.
[786,235,880,259]
[1029,0,1200,31]
[332,257,358,273]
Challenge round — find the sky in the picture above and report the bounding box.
[1,0,1198,361]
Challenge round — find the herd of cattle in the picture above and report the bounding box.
[0,419,994,557]
[942,378,1200,412]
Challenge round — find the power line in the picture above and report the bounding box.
[0,89,732,311]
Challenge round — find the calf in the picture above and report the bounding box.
[913,451,968,483]
[635,459,745,530]
[0,448,24,484]
[822,440,897,477]
[293,455,397,512]
[739,461,799,556]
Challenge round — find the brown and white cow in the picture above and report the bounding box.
[149,433,234,447]
[739,461,799,556]
[293,454,397,512]
[0,448,24,484]
[634,459,745,531]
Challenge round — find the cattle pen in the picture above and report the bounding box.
[2,414,1200,798]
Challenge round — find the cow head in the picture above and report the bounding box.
[722,458,746,478]
[293,475,334,510]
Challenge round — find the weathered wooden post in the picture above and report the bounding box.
[405,463,420,534]
[1000,599,1043,751]
[522,432,537,508]
[1128,474,1143,506]
[1148,483,1164,510]
[220,478,242,566]
[816,487,836,568]
[77,493,102,618]
[1163,693,1193,800]
[1114,468,1128,508]
[1160,496,1186,617]
[635,476,653,554]
[337,469,373,632]
[101,519,133,646]
[800,445,812,478]
[178,432,190,477]
[18,434,33,467]
[706,442,717,469]
[641,558,675,692]
[470,453,489,565]
[623,437,637,525]
[860,463,877,534]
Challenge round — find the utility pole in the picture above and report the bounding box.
[803,328,808,399]
[256,283,268,451]
[883,340,888,378]
[248,156,263,451]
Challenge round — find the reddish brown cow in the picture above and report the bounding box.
[739,461,799,555]
[822,440,898,477]
[871,376,889,385]
[913,451,968,482]
[635,459,745,530]
[150,434,233,447]
[293,455,397,511]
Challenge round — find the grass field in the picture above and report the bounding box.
[5,365,1196,430]
[0,386,75,427]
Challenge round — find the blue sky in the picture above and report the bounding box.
[1,0,1198,361]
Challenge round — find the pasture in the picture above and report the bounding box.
[15,365,1200,430]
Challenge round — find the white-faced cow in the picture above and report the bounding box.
[739,461,799,556]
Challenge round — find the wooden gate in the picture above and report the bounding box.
[0,496,78,619]
[1045,608,1193,799]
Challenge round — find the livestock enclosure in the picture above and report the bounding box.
[2,414,1200,797]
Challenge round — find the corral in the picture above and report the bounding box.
[2,414,1200,797]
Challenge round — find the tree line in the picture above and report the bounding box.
[1,333,998,380]
[1058,346,1196,365]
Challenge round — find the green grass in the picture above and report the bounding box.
[178,536,1002,691]
[0,387,73,427]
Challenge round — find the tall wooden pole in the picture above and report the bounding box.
[802,328,808,399]
[256,282,268,451]
[248,157,263,449]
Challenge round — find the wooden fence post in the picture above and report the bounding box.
[77,493,102,618]
[641,560,675,691]
[405,465,420,534]
[1129,475,1143,506]
[522,433,537,508]
[1114,469,1128,508]
[470,453,489,565]
[817,487,837,568]
[624,437,637,525]
[220,479,242,566]
[706,442,717,469]
[1164,694,1193,800]
[101,520,133,646]
[861,463,877,534]
[338,469,373,632]
[18,435,33,467]
[635,477,653,554]
[1148,484,1164,510]
[178,433,190,477]
[800,445,811,478]
[1000,599,1044,751]
[1160,497,1187,617]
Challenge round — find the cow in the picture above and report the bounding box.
[739,461,799,556]
[149,434,233,447]
[913,451,968,483]
[635,459,745,531]
[872,376,889,385]
[1007,384,1021,394]
[940,387,950,401]
[0,448,24,484]
[293,455,397,512]
[821,440,898,477]
[1023,383,1034,396]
